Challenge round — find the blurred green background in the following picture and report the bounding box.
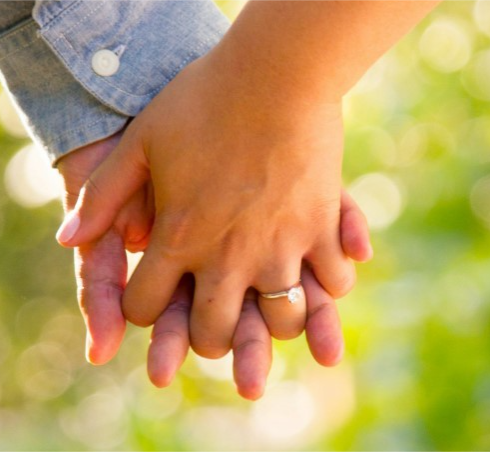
[1,1,490,450]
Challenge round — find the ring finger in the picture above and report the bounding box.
[256,260,306,340]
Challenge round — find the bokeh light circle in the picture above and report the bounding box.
[250,381,315,446]
[348,172,404,230]
[16,342,73,401]
[474,0,490,38]
[470,174,490,228]
[462,50,490,101]
[4,144,62,208]
[419,18,472,73]
[0,91,29,138]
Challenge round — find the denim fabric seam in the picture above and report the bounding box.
[50,115,129,166]
[0,17,33,42]
[0,20,37,63]
[36,0,82,32]
[51,2,104,43]
[43,111,127,147]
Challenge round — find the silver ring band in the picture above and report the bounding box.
[259,281,303,304]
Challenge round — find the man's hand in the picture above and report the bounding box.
[57,131,154,364]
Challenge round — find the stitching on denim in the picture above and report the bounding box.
[45,113,127,147]
[0,19,36,44]
[142,37,212,99]
[40,0,83,32]
[99,33,217,100]
[0,39,36,64]
[39,35,122,110]
[0,25,39,64]
[52,2,104,44]
[133,38,211,98]
[45,1,224,102]
[0,21,38,63]
[39,0,83,30]
[50,116,129,166]
[168,35,215,81]
[90,33,212,99]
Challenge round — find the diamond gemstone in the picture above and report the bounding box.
[288,287,302,304]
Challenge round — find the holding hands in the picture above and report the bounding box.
[57,125,371,399]
[58,50,361,352]
[54,1,439,398]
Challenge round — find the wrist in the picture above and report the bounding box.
[198,42,343,137]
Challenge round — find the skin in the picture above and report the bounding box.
[58,133,372,399]
[57,57,353,362]
[57,1,439,359]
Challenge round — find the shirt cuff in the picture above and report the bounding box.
[0,0,230,165]
[32,0,230,117]
[0,17,129,165]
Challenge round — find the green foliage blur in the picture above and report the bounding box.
[1,1,490,450]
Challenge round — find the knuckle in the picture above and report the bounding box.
[165,298,191,315]
[159,210,194,252]
[199,266,241,290]
[309,197,339,223]
[331,268,356,298]
[307,301,327,320]
[151,329,185,344]
[234,338,266,354]
[117,214,150,244]
[210,266,238,286]
[77,279,123,308]
[63,192,79,210]
[83,176,103,201]
[122,304,153,327]
[256,271,300,295]
[218,230,247,268]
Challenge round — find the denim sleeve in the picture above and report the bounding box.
[0,1,34,33]
[0,1,230,165]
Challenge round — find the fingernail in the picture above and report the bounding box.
[57,211,80,243]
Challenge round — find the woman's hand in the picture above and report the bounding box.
[57,131,371,400]
[56,52,356,359]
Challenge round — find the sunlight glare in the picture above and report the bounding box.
[0,91,29,138]
[4,144,62,208]
[348,173,404,230]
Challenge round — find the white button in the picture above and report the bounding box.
[91,49,120,77]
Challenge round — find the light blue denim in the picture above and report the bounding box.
[0,1,230,165]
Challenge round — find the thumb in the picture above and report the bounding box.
[56,131,149,247]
